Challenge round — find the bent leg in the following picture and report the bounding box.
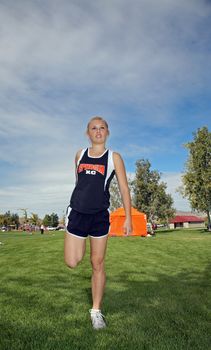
[90,235,108,310]
[64,232,86,268]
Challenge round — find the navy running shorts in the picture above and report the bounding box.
[65,207,110,239]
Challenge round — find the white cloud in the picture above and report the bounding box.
[161,172,191,211]
[1,0,210,104]
[0,166,76,218]
[0,0,210,216]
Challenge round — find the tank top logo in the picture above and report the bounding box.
[78,163,105,176]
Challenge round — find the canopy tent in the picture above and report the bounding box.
[109,207,147,237]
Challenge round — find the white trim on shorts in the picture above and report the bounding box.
[89,233,109,239]
[66,228,87,239]
[66,228,108,239]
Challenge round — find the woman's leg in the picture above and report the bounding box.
[90,235,108,310]
[64,233,86,268]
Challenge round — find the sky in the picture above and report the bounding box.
[0,0,211,219]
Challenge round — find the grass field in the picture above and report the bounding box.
[0,229,211,350]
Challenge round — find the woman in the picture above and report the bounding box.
[64,116,132,329]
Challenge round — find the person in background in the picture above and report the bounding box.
[40,224,44,235]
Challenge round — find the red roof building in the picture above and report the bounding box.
[169,214,205,229]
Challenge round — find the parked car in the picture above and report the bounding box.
[46,226,56,231]
[55,226,65,231]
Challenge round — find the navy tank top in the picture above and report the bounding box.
[70,148,115,214]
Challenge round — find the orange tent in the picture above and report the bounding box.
[109,207,147,237]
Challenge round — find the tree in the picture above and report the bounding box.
[42,214,51,227]
[10,213,20,228]
[182,126,211,230]
[0,214,4,226]
[3,211,11,226]
[30,213,40,225]
[50,213,59,227]
[42,213,59,227]
[0,212,19,229]
[132,159,175,223]
[0,212,8,226]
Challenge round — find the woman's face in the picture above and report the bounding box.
[87,119,109,144]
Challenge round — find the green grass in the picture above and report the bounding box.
[0,229,210,350]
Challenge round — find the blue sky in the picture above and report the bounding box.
[0,0,211,218]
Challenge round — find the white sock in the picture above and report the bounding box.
[90,308,100,313]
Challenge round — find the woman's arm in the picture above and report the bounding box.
[113,152,133,235]
[74,149,82,180]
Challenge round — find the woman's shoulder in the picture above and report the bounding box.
[110,151,123,167]
[75,148,86,162]
[76,148,83,156]
[111,150,122,159]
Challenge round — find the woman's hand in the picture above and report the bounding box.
[123,219,133,236]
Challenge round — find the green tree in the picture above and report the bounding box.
[182,126,211,230]
[30,213,40,225]
[10,213,20,228]
[0,214,4,226]
[42,214,51,227]
[50,213,59,227]
[42,213,59,227]
[132,159,175,223]
[0,212,19,229]
[2,211,10,226]
[0,212,9,226]
[4,211,11,226]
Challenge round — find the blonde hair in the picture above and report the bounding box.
[87,116,109,131]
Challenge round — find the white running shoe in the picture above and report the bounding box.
[89,309,106,330]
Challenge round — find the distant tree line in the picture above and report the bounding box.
[0,211,20,229]
[0,211,61,229]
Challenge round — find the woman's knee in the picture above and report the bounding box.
[64,256,80,269]
[91,256,104,272]
[64,232,86,268]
